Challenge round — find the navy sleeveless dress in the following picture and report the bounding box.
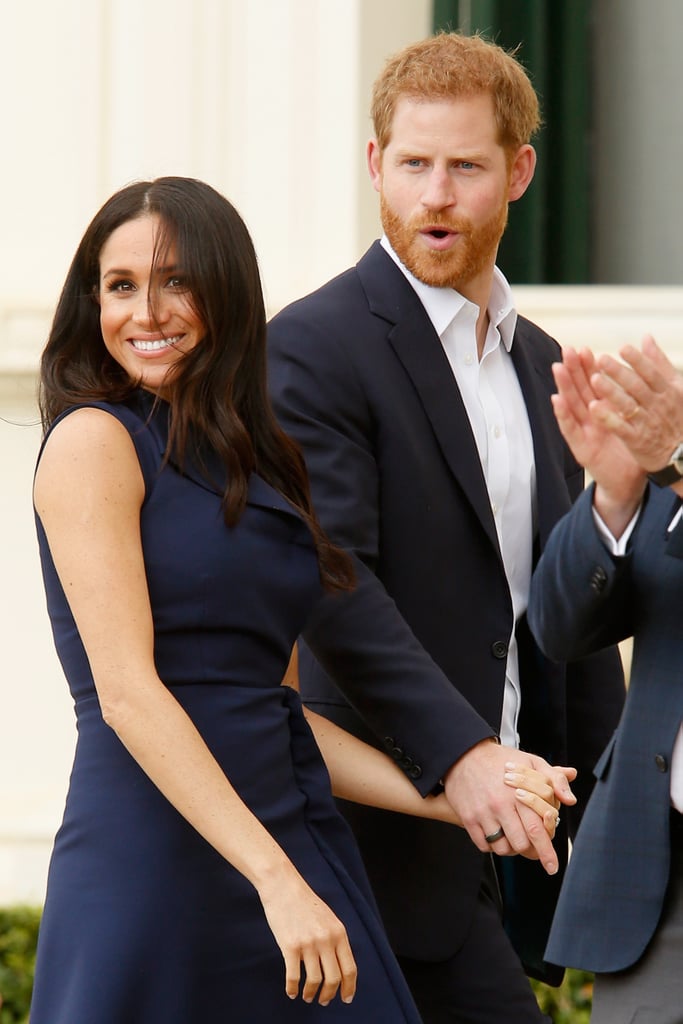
[30,392,422,1024]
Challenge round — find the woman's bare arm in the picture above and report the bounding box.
[34,408,357,1005]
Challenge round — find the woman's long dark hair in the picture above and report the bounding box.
[39,176,354,592]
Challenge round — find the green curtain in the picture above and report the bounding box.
[433,0,591,283]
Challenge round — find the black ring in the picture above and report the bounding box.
[484,826,505,844]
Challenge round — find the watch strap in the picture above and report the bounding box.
[648,464,683,487]
[648,443,683,487]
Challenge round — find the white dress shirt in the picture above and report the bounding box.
[593,502,683,810]
[381,237,536,747]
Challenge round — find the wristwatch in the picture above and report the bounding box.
[647,442,683,487]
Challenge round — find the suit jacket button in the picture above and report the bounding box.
[399,754,414,770]
[391,746,404,761]
[408,765,423,780]
[589,566,608,593]
[491,640,508,659]
[655,754,669,773]
[383,736,395,751]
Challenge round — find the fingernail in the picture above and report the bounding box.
[546,862,558,875]
[504,762,517,770]
[505,772,519,782]
[343,996,354,1004]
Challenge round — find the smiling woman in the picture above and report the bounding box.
[32,176,433,1023]
[98,215,205,394]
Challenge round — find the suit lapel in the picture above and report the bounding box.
[510,321,572,548]
[357,244,577,557]
[358,243,500,555]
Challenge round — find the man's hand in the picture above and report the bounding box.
[592,335,683,473]
[443,739,577,875]
[551,346,647,536]
[552,347,644,502]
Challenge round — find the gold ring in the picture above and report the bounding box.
[623,405,641,421]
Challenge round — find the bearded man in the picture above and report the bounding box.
[267,32,625,1024]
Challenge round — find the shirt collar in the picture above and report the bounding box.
[380,235,518,350]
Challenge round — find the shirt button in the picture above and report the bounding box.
[493,425,502,438]
[464,353,474,365]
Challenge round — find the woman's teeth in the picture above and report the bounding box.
[132,336,182,351]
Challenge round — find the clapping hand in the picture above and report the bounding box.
[551,346,644,498]
[591,335,683,476]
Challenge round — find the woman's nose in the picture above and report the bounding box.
[131,289,170,326]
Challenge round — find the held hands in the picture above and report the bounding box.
[503,762,574,838]
[444,739,577,875]
[258,868,357,1006]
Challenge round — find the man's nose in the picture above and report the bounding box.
[421,168,455,210]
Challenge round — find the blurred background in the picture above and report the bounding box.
[2,0,682,905]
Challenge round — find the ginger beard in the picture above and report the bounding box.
[380,192,509,292]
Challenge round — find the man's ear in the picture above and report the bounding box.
[367,138,383,193]
[508,144,537,202]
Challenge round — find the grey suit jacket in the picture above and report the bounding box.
[529,482,683,972]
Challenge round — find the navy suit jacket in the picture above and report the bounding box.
[529,483,683,972]
[268,241,625,980]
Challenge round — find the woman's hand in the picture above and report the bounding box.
[258,870,357,1005]
[504,763,577,839]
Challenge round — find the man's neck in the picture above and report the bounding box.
[456,268,495,360]
[379,237,508,359]
[475,309,491,360]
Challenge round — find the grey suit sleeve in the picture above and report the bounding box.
[528,485,634,662]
